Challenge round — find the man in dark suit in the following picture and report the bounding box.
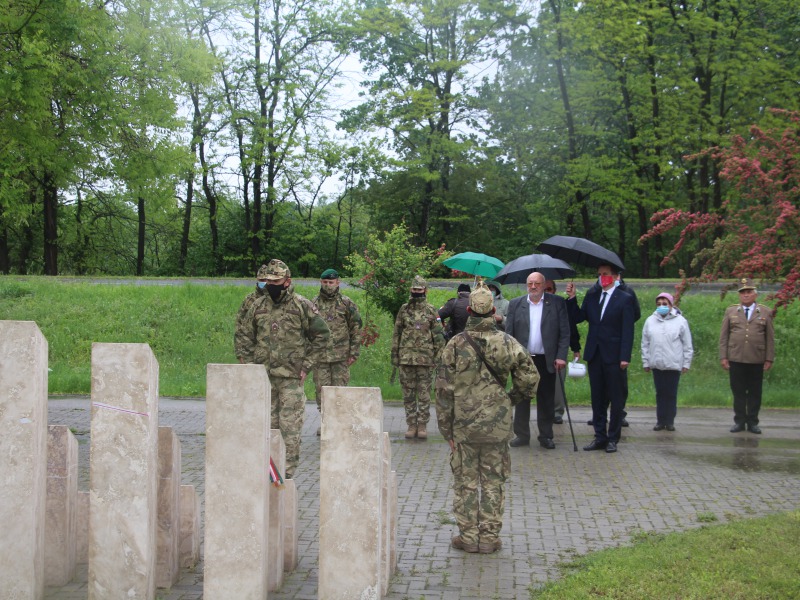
[505,272,570,449]
[566,264,635,453]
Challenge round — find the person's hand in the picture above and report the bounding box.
[554,359,566,371]
[347,356,358,366]
[681,368,689,374]
[566,282,576,298]
[300,369,308,382]
[620,361,629,370]
[764,361,773,372]
[448,439,455,452]
[644,367,651,372]
[494,313,503,323]
[238,357,245,364]
[573,351,581,361]
[720,359,730,371]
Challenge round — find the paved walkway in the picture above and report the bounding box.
[45,398,800,600]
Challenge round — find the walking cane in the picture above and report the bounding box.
[558,367,578,452]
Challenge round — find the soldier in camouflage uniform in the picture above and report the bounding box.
[234,264,268,363]
[239,259,330,478]
[436,283,539,554]
[312,268,363,435]
[391,275,445,440]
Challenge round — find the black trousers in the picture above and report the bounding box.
[588,357,625,444]
[653,369,681,427]
[729,361,764,426]
[513,354,555,442]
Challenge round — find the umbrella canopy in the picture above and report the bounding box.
[442,252,505,278]
[536,235,625,271]
[494,254,576,284]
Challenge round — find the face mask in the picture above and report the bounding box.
[598,275,615,288]
[614,279,621,288]
[411,291,426,299]
[267,283,285,302]
[257,281,266,290]
[656,305,670,316]
[491,290,498,298]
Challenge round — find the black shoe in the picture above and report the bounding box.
[586,419,594,426]
[653,424,665,431]
[583,439,607,451]
[554,416,563,424]
[605,441,618,453]
[509,437,530,447]
[539,438,555,450]
[621,418,630,427]
[730,423,746,433]
[748,424,762,434]
[666,425,675,432]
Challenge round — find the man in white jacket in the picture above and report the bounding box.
[641,292,693,431]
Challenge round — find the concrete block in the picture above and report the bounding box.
[45,425,78,586]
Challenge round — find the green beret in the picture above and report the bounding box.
[320,268,339,280]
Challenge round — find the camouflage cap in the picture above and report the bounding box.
[469,282,494,315]
[256,264,270,280]
[410,275,427,290]
[738,277,756,292]
[263,258,291,281]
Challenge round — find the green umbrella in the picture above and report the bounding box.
[443,252,505,278]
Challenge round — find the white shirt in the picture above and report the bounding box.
[526,295,545,354]
[599,286,617,320]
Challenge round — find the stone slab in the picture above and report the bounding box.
[156,426,181,589]
[269,429,286,591]
[0,321,48,600]
[45,425,78,586]
[319,387,384,600]
[282,479,299,572]
[88,343,159,600]
[204,363,271,600]
[179,485,200,569]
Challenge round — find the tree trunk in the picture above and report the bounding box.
[137,195,146,276]
[43,171,58,275]
[199,140,219,274]
[0,223,9,274]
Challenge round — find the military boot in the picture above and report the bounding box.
[405,423,417,439]
[416,423,428,440]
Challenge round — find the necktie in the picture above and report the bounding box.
[744,307,749,321]
[599,292,607,315]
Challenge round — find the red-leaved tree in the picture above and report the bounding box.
[641,109,799,310]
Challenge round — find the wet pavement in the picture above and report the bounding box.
[45,399,800,600]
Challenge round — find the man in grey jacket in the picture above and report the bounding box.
[505,272,570,449]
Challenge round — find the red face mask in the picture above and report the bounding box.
[599,274,615,288]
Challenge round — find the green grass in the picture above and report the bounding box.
[2,276,799,405]
[532,511,800,600]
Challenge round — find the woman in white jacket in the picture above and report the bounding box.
[641,292,693,431]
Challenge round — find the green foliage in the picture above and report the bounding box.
[344,223,450,319]
[533,511,800,600]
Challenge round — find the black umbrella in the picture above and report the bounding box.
[494,254,576,284]
[536,235,625,271]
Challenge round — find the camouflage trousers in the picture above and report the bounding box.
[399,365,434,426]
[270,376,306,479]
[449,441,510,546]
[313,361,351,411]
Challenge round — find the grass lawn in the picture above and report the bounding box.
[1,276,799,407]
[532,511,800,599]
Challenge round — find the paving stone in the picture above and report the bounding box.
[44,399,800,599]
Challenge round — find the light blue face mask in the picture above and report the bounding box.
[257,281,267,290]
[655,305,670,316]
[614,279,621,288]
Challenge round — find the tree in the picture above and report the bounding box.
[345,222,449,319]
[343,0,524,245]
[641,109,800,310]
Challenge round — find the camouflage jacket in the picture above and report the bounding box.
[234,286,265,361]
[391,297,445,367]
[241,284,330,378]
[311,288,363,364]
[436,316,539,444]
